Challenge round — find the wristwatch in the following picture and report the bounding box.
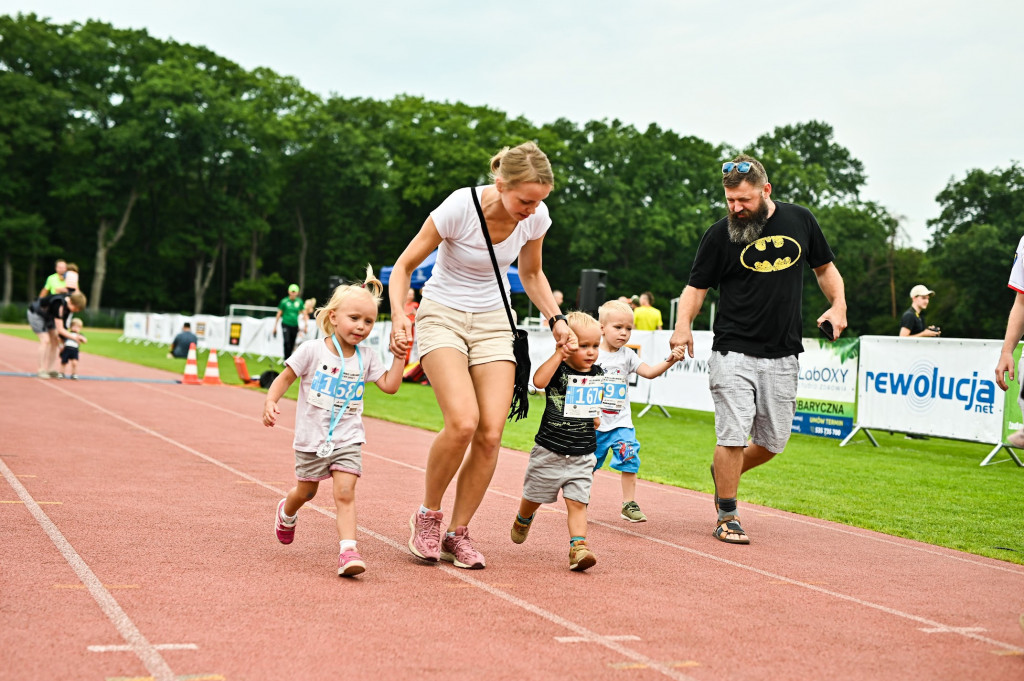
[548,314,567,330]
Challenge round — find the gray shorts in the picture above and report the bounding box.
[27,309,48,334]
[295,444,362,482]
[708,351,799,453]
[522,444,597,505]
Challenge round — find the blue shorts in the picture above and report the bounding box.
[594,427,641,474]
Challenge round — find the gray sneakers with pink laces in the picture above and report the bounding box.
[409,510,444,562]
[440,526,485,569]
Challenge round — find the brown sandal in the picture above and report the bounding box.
[714,515,750,544]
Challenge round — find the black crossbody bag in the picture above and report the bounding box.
[470,186,531,421]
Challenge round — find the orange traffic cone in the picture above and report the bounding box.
[182,343,202,385]
[202,348,223,385]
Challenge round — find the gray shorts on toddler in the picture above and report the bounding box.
[295,444,362,482]
[522,444,597,505]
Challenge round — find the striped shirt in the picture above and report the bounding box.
[535,362,604,456]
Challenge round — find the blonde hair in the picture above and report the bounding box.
[70,317,84,329]
[489,141,554,189]
[68,291,87,309]
[66,262,79,273]
[303,297,316,315]
[598,300,633,324]
[316,265,383,337]
[565,310,600,333]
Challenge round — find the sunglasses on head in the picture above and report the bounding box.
[722,161,752,174]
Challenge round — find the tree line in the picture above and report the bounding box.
[1,13,1019,338]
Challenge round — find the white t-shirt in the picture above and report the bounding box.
[285,337,386,452]
[421,185,551,312]
[1008,235,1024,293]
[595,346,642,432]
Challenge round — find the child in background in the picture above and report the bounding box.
[262,266,408,577]
[594,300,685,522]
[510,311,604,571]
[64,263,80,293]
[59,317,87,379]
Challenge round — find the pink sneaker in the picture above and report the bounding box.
[338,549,366,577]
[408,510,443,562]
[275,499,295,544]
[440,526,485,569]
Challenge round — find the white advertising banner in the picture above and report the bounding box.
[856,336,1002,443]
[647,330,715,412]
[792,338,859,439]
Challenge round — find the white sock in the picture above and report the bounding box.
[340,540,357,553]
[279,502,297,524]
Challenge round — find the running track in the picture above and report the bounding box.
[1,333,1022,681]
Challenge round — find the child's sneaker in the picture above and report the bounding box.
[440,526,485,569]
[621,500,647,522]
[275,499,296,544]
[57,372,65,379]
[408,509,443,562]
[70,374,79,380]
[338,549,366,577]
[510,516,532,544]
[569,539,597,571]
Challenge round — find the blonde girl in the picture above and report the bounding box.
[263,266,409,577]
[388,142,575,569]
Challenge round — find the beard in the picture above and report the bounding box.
[727,197,770,244]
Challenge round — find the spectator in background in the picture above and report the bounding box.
[633,291,663,330]
[64,263,80,293]
[273,284,304,359]
[899,285,940,337]
[552,289,564,308]
[59,318,87,379]
[167,322,198,359]
[296,298,317,348]
[994,236,1024,448]
[28,291,87,378]
[629,295,640,310]
[39,259,67,297]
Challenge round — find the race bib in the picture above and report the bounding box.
[306,367,365,414]
[563,375,604,418]
[601,375,628,412]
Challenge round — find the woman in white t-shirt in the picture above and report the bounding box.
[388,142,575,569]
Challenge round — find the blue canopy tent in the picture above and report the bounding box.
[380,250,524,293]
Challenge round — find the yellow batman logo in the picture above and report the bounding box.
[740,235,802,272]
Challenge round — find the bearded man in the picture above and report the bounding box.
[669,154,847,545]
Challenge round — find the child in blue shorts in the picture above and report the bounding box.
[594,301,685,522]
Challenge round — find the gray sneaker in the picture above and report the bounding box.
[621,500,647,522]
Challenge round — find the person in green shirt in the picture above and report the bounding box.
[38,259,68,298]
[273,284,304,359]
[632,291,663,330]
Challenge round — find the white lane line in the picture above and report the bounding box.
[135,382,1024,578]
[50,384,699,681]
[919,627,987,635]
[0,458,177,681]
[555,635,641,643]
[89,643,199,652]
[127,383,1024,653]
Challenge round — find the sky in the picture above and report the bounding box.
[4,0,1022,249]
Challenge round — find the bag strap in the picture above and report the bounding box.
[470,186,517,333]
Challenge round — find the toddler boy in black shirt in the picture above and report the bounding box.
[510,311,604,571]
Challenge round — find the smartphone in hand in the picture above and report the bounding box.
[818,320,834,341]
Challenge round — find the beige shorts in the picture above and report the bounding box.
[415,297,515,366]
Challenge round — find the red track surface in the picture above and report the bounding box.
[2,333,1023,681]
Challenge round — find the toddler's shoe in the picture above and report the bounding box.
[408,509,443,562]
[275,499,296,544]
[621,500,647,522]
[440,526,485,569]
[70,374,79,380]
[569,539,597,572]
[338,549,366,577]
[510,516,532,544]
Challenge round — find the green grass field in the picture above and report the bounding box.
[5,325,1022,565]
